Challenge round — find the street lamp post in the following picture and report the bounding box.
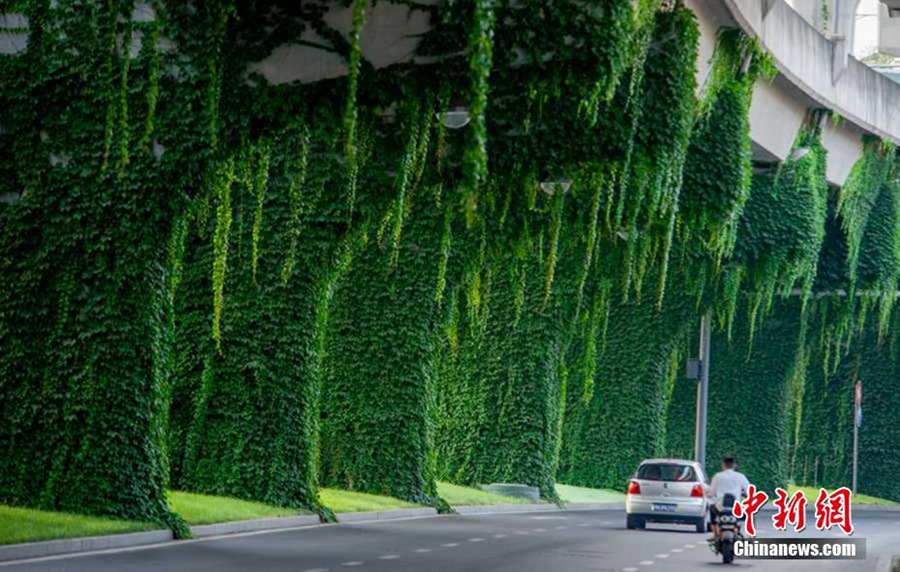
[694,313,711,469]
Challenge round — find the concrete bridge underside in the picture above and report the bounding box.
[3,0,900,185]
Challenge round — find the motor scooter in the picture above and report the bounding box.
[709,493,744,564]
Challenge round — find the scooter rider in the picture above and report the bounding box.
[707,456,749,540]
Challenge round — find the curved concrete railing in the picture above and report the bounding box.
[723,0,900,146]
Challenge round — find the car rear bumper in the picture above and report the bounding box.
[625,497,706,521]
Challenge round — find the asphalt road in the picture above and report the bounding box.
[4,509,899,571]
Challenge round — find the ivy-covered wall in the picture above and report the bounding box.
[706,300,803,493]
[559,269,697,489]
[169,135,346,513]
[855,328,900,501]
[0,0,198,531]
[319,173,445,505]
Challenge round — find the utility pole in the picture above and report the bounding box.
[694,313,711,469]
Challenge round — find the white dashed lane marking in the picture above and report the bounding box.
[443,542,460,547]
[532,528,547,532]
[683,544,696,549]
[379,554,399,560]
[639,560,655,566]
[414,548,432,553]
[623,568,639,572]
[555,525,568,530]
[492,533,508,539]
[468,537,484,542]
[341,562,364,567]
[670,547,683,553]
[654,554,669,558]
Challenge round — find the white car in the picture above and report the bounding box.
[625,458,710,532]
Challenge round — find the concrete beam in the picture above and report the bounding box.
[748,77,808,162]
[821,115,866,185]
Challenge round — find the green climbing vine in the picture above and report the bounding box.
[680,28,774,265]
[729,114,829,342]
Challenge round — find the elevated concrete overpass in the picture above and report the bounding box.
[690,0,900,185]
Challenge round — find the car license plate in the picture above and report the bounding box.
[652,503,676,512]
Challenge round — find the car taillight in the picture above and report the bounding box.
[627,480,641,495]
[690,484,704,497]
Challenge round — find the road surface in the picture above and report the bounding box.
[3,509,898,571]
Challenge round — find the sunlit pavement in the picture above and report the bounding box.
[3,509,898,571]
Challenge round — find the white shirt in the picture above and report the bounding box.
[708,469,749,508]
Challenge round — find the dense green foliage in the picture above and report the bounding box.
[725,119,828,340]
[319,185,444,505]
[0,0,191,533]
[170,135,343,514]
[560,270,697,489]
[680,28,772,263]
[706,300,804,493]
[3,0,900,539]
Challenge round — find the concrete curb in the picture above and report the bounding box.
[190,514,321,538]
[335,507,438,522]
[564,501,625,511]
[455,503,556,515]
[0,530,172,562]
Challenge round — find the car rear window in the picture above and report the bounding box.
[637,463,696,482]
